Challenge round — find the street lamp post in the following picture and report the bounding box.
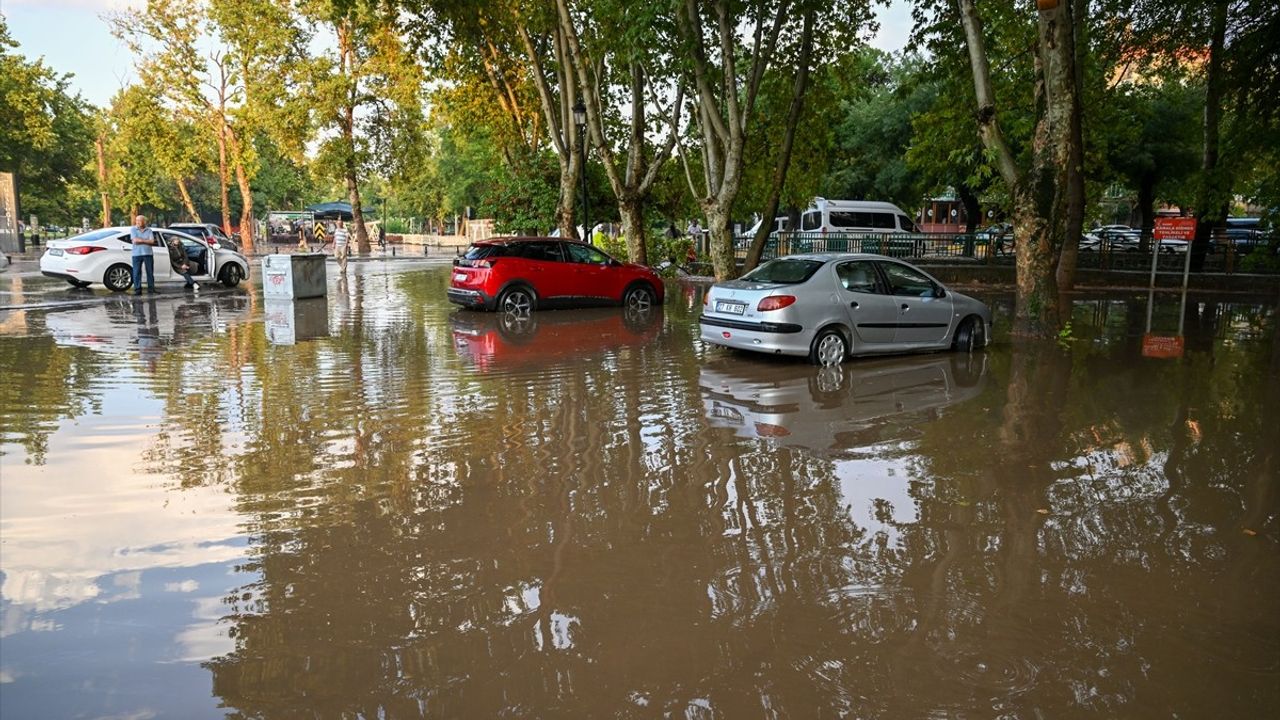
[573,100,588,243]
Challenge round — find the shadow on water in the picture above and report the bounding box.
[0,265,1277,718]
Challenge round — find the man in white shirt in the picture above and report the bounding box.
[130,215,157,294]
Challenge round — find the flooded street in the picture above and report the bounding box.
[1,262,1278,718]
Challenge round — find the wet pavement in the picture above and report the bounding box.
[1,262,1278,718]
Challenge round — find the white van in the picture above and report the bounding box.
[799,199,917,234]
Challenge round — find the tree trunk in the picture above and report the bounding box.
[176,177,200,223]
[1191,0,1229,271]
[957,0,1077,337]
[957,183,981,233]
[556,154,581,240]
[217,117,232,236]
[1137,173,1156,253]
[95,134,111,227]
[1056,0,1088,292]
[234,162,255,253]
[744,10,814,273]
[619,197,646,265]
[347,170,369,253]
[705,202,735,279]
[1009,206,1062,336]
[225,125,255,253]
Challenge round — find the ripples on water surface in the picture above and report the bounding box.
[1,263,1277,718]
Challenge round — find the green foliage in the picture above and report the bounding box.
[486,151,560,235]
[106,85,171,215]
[821,50,934,209]
[0,17,94,221]
[1239,244,1280,273]
[1057,321,1075,349]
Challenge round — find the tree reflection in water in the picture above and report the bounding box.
[5,270,1275,717]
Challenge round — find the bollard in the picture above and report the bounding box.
[392,245,396,257]
[423,244,429,256]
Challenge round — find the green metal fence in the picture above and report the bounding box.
[734,232,990,262]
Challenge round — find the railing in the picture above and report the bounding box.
[730,231,1279,274]
[734,232,997,263]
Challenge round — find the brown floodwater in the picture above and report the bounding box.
[1,263,1277,718]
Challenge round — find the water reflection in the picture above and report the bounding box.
[0,267,1277,718]
[449,305,662,371]
[701,353,988,451]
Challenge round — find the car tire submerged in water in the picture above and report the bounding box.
[809,328,848,367]
[952,316,986,353]
[623,283,655,311]
[498,286,535,315]
[220,264,243,288]
[103,264,133,292]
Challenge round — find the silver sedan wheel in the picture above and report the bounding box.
[813,331,847,366]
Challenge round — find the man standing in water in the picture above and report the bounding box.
[334,219,350,274]
[130,215,157,294]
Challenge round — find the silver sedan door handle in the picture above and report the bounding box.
[850,301,859,309]
[900,303,910,311]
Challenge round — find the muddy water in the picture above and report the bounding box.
[1,265,1277,718]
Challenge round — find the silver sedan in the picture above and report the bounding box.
[699,253,992,365]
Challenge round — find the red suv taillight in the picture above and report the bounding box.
[65,246,106,255]
[757,295,796,312]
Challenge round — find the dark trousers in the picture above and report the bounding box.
[132,255,155,293]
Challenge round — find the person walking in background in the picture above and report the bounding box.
[334,219,350,274]
[377,223,387,250]
[130,215,157,295]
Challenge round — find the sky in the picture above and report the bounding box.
[2,0,915,109]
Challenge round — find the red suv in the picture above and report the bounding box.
[448,237,665,313]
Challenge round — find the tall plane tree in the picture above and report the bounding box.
[955,0,1083,337]
[555,0,683,263]
[303,0,423,253]
[673,0,865,280]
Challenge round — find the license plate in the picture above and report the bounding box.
[453,272,467,282]
[48,248,63,256]
[716,301,746,315]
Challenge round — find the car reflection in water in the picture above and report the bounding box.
[41,293,253,355]
[449,306,662,371]
[701,352,988,452]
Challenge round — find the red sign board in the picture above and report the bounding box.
[1154,217,1196,241]
[1142,334,1185,359]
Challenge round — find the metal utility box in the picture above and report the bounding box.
[261,253,326,299]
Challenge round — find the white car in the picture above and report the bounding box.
[39,226,250,291]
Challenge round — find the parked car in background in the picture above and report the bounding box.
[797,199,917,235]
[448,237,665,314]
[745,215,789,237]
[168,223,240,252]
[1223,217,1269,250]
[1094,227,1141,252]
[700,253,992,366]
[40,227,250,291]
